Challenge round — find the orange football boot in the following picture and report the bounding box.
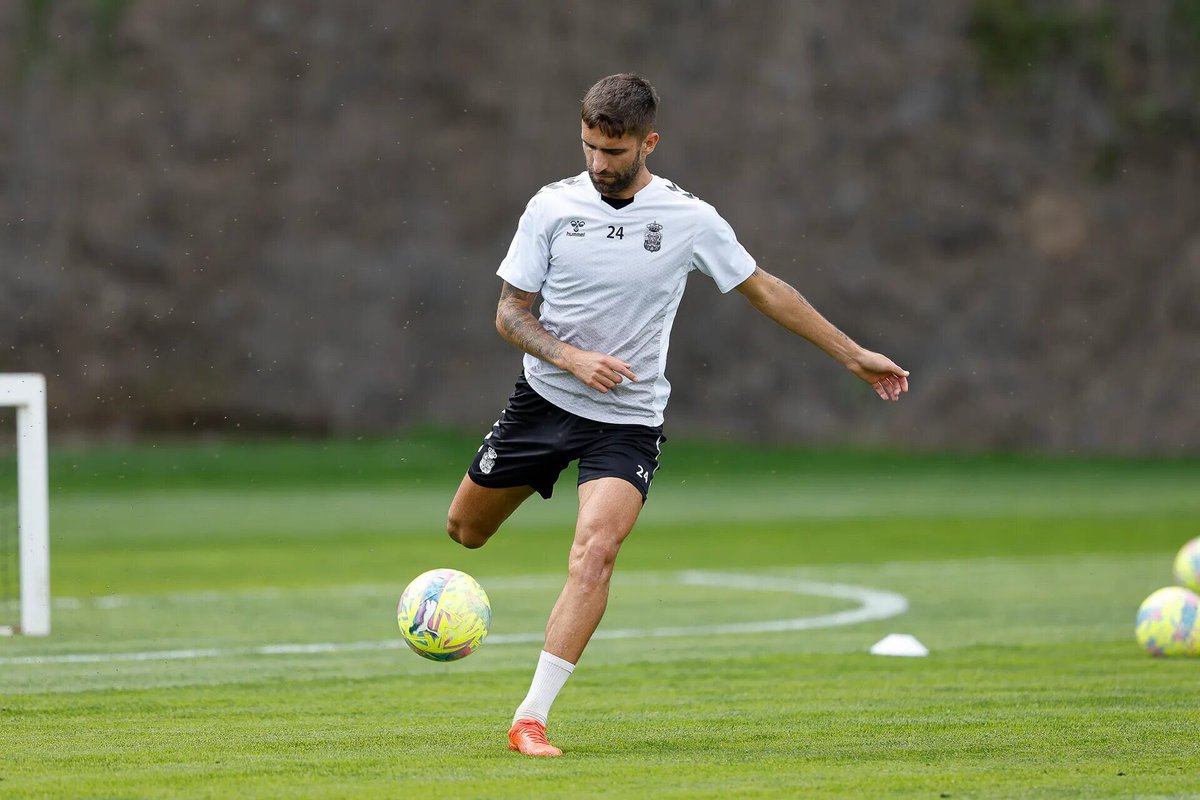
[507,718,563,757]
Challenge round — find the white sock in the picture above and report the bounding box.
[512,650,575,726]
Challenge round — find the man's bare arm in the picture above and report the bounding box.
[495,281,637,393]
[495,282,568,367]
[735,267,909,401]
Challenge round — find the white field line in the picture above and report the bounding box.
[48,575,567,611]
[1,571,907,667]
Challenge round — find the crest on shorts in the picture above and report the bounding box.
[480,446,497,475]
[643,221,663,252]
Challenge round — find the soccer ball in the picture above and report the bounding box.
[397,568,492,661]
[1172,537,1200,593]
[1135,586,1200,656]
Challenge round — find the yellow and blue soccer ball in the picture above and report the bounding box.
[1172,537,1200,593]
[397,568,491,661]
[1135,586,1200,657]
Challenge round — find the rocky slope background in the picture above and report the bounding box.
[1,1,1198,453]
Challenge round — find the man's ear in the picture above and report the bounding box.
[642,132,660,155]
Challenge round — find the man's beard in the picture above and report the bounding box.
[588,150,643,196]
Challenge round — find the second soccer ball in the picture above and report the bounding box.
[1172,536,1200,593]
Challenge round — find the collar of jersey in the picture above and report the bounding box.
[590,173,658,212]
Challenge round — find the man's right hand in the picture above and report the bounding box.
[564,349,637,393]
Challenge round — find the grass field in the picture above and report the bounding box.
[3,432,1199,798]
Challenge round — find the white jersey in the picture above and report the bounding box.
[497,172,757,426]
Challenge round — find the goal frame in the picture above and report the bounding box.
[0,374,49,636]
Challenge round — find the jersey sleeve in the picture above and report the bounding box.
[690,205,757,293]
[496,195,551,292]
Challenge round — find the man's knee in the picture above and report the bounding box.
[446,514,491,549]
[568,528,623,583]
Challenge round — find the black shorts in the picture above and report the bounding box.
[467,375,665,501]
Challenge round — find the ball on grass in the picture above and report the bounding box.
[397,568,492,662]
[1135,586,1200,657]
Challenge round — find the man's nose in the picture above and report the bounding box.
[590,152,606,173]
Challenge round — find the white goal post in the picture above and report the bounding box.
[0,374,49,636]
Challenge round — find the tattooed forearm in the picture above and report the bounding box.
[495,282,568,367]
[498,305,567,365]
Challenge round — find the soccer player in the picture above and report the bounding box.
[446,73,909,757]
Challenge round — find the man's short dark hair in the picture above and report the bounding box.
[581,73,659,140]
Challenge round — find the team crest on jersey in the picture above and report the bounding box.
[567,219,586,237]
[479,447,497,474]
[643,221,663,252]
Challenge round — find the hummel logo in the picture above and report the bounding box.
[566,219,586,237]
